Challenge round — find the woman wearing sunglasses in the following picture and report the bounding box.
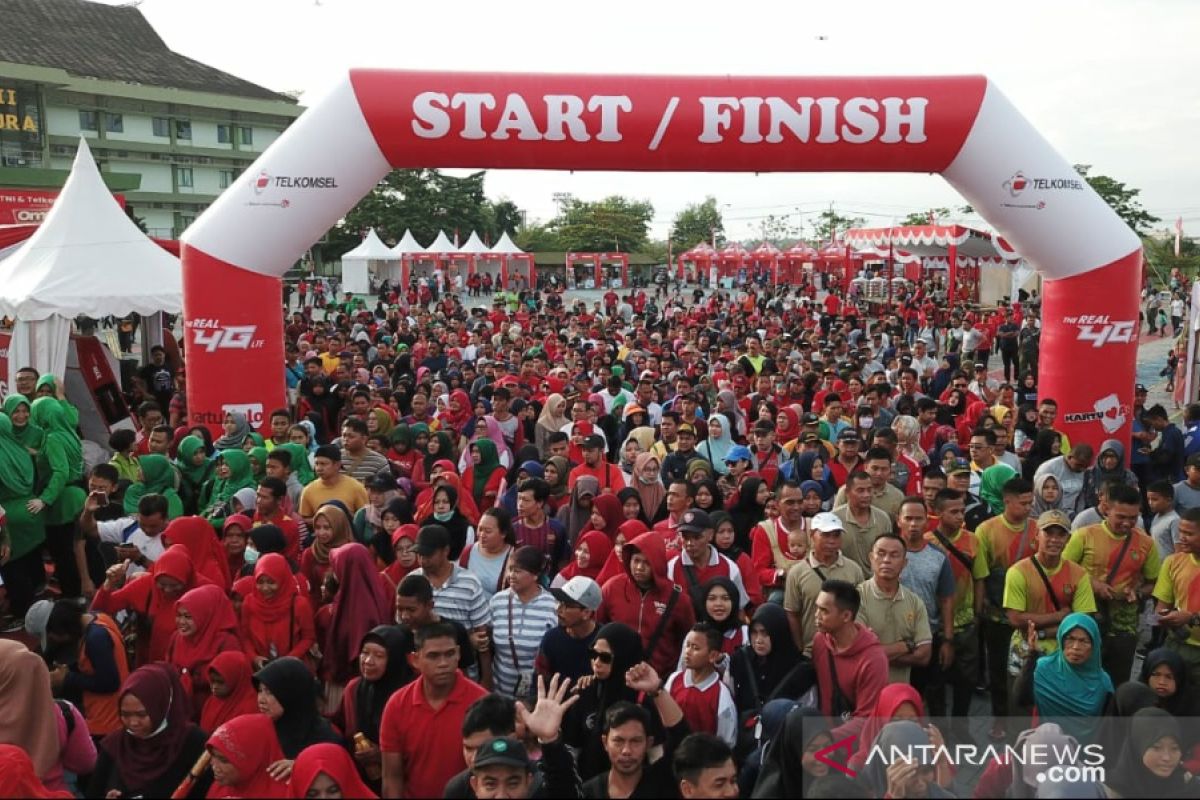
[560,622,661,782]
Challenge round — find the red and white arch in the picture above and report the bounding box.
[182,71,1141,448]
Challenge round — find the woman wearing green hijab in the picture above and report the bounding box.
[29,396,86,598]
[464,438,504,509]
[33,374,80,429]
[2,393,44,454]
[276,442,315,486]
[247,445,269,482]
[0,413,46,618]
[423,430,456,480]
[978,463,1018,516]
[123,453,184,519]
[199,449,256,531]
[175,435,213,515]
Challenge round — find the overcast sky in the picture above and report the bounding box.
[122,0,1198,242]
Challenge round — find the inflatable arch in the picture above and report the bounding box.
[182,72,1142,450]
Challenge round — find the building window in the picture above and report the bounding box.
[152,117,170,137]
[218,124,232,143]
[104,113,123,133]
[174,119,191,140]
[176,166,193,188]
[78,110,98,131]
[218,169,235,188]
[238,126,253,146]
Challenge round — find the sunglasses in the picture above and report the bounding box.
[588,648,614,665]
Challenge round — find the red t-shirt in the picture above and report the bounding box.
[380,674,488,799]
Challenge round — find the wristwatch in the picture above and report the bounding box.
[1037,629,1047,640]
[904,639,916,654]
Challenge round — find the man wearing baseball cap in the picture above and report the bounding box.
[660,423,700,486]
[538,576,602,683]
[1004,509,1097,718]
[567,434,626,494]
[666,510,750,610]
[784,511,865,655]
[828,429,864,489]
[468,676,583,798]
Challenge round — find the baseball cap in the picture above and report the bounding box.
[23,599,54,652]
[551,576,602,611]
[677,423,696,436]
[1135,383,1149,394]
[1037,509,1072,532]
[472,737,533,772]
[677,509,713,536]
[801,412,820,426]
[974,363,987,371]
[802,431,821,444]
[837,429,860,443]
[948,457,972,475]
[812,512,845,534]
[724,445,752,463]
[581,434,605,450]
[413,525,451,556]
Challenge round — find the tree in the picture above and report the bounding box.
[484,199,524,241]
[1142,235,1200,285]
[899,207,952,226]
[812,209,866,243]
[549,195,655,252]
[323,169,525,258]
[514,221,562,252]
[758,214,801,248]
[669,197,725,251]
[1074,164,1160,235]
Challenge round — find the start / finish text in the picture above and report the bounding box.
[410,91,929,146]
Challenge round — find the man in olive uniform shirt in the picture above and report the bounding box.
[1063,483,1159,686]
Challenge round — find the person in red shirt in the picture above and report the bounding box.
[596,530,696,677]
[749,482,811,601]
[380,621,488,799]
[568,435,626,493]
[666,510,750,611]
[253,478,302,563]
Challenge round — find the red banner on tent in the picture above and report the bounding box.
[0,188,125,224]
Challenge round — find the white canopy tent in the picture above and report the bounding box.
[0,139,182,386]
[490,232,524,255]
[382,228,423,284]
[340,228,395,294]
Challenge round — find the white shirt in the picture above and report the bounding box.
[98,517,165,576]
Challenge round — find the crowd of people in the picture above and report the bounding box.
[0,273,1198,799]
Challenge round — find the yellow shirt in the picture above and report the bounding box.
[298,474,368,520]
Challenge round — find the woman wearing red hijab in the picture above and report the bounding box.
[200,652,259,734]
[957,399,993,446]
[206,714,288,799]
[91,544,212,664]
[439,389,473,436]
[593,518,649,587]
[239,554,316,672]
[288,742,378,799]
[846,682,951,789]
[90,664,205,799]
[383,524,419,587]
[581,493,624,539]
[164,516,232,589]
[323,543,393,691]
[553,530,614,586]
[166,584,241,711]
